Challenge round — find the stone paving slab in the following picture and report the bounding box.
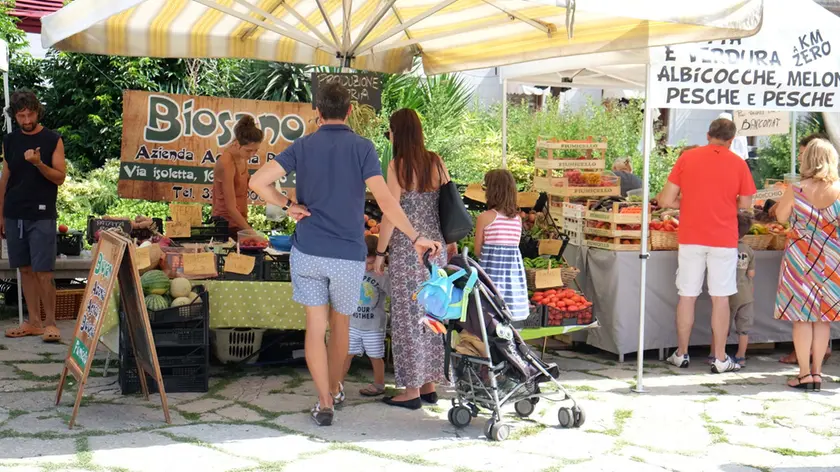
[13,362,64,378]
[283,449,452,472]
[165,423,330,462]
[89,431,257,471]
[0,437,76,465]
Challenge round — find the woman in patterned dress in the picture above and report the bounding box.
[374,109,448,410]
[774,138,840,391]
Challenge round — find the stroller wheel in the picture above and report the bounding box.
[449,406,472,428]
[514,399,535,418]
[558,407,574,428]
[572,406,586,428]
[490,422,510,441]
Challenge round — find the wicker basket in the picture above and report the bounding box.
[561,266,580,286]
[742,234,773,250]
[768,233,787,251]
[527,266,576,290]
[40,287,86,321]
[650,231,679,251]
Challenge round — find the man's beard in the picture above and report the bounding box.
[20,123,36,132]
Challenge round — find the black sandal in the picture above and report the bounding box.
[788,374,815,391]
[812,373,822,392]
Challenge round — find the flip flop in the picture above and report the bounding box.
[360,384,385,397]
[42,326,61,343]
[5,322,45,338]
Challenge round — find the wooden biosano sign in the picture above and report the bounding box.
[119,91,317,204]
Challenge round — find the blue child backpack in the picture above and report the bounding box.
[413,264,479,323]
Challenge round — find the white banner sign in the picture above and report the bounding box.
[647,23,840,111]
[734,110,790,136]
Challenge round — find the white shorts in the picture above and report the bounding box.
[676,244,738,297]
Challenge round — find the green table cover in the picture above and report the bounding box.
[100,280,306,341]
[518,321,600,341]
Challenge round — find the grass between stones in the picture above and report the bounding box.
[770,447,826,457]
[700,383,728,395]
[602,409,633,437]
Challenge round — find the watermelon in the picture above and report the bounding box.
[141,270,169,295]
[144,294,169,312]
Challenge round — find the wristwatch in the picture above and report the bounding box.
[281,197,294,212]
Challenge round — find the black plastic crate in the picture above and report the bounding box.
[262,253,291,282]
[147,287,209,325]
[121,344,208,368]
[57,232,83,256]
[169,219,229,243]
[216,252,264,281]
[120,364,208,394]
[152,322,208,347]
[522,303,545,328]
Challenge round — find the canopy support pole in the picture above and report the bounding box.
[2,53,18,327]
[790,111,797,176]
[502,78,508,169]
[633,64,654,394]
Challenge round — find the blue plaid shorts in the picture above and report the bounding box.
[290,247,366,315]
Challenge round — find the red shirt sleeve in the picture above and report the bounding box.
[668,155,685,186]
[739,160,757,196]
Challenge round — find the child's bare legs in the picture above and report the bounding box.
[735,334,748,364]
[370,357,385,387]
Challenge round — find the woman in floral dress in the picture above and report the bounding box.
[374,109,448,410]
[774,138,840,391]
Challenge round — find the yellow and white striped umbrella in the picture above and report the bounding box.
[41,0,763,75]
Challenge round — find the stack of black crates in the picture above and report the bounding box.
[119,287,210,394]
[216,249,291,282]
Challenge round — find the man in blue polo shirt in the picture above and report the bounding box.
[250,82,441,426]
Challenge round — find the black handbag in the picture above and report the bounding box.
[438,162,473,244]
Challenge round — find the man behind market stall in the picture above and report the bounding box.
[0,89,66,343]
[659,117,756,374]
[249,82,441,427]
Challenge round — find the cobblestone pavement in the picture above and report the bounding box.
[0,320,837,472]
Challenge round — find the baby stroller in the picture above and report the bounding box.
[421,248,585,441]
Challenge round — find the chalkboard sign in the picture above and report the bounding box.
[311,72,382,112]
[87,217,132,244]
[56,231,171,428]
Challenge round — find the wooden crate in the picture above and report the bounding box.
[534,173,621,198]
[583,224,642,238]
[584,235,642,251]
[533,137,619,198]
[585,201,644,224]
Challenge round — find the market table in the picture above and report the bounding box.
[0,255,93,325]
[564,245,840,361]
[99,280,306,352]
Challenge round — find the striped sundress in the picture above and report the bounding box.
[775,185,840,323]
[480,211,529,321]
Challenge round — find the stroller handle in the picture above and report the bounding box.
[423,249,433,271]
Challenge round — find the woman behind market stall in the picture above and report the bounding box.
[611,158,642,197]
[211,116,264,236]
[773,138,840,391]
[374,108,448,410]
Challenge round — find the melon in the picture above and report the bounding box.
[141,270,169,295]
[187,292,200,303]
[170,277,191,298]
[144,294,169,312]
[171,297,191,308]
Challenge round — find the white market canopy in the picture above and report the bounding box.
[501,0,840,112]
[41,0,762,75]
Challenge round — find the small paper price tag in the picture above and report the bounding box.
[183,253,216,275]
[166,221,190,238]
[169,203,203,227]
[224,253,255,275]
[535,268,564,289]
[135,246,151,270]
[538,239,563,256]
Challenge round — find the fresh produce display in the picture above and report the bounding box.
[522,257,568,269]
[561,170,615,187]
[519,210,538,232]
[237,229,269,249]
[170,297,192,308]
[764,222,789,234]
[141,270,170,295]
[747,223,769,235]
[170,278,192,298]
[530,289,594,326]
[144,294,169,311]
[649,216,679,232]
[58,224,69,234]
[364,214,381,236]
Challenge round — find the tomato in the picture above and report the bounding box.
[567,304,579,311]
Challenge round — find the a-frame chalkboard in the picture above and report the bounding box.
[56,231,171,428]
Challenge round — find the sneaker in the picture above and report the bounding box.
[667,351,690,368]
[332,382,345,409]
[711,356,741,373]
[311,402,334,426]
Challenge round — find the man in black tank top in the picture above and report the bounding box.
[0,89,67,343]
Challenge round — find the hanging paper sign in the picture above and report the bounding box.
[224,253,256,275]
[169,204,203,227]
[135,246,152,270]
[165,221,190,238]
[183,253,216,275]
[538,239,563,256]
[535,268,564,289]
[734,110,790,136]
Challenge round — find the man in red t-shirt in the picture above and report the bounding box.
[659,118,756,373]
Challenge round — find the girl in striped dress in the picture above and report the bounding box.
[474,169,529,321]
